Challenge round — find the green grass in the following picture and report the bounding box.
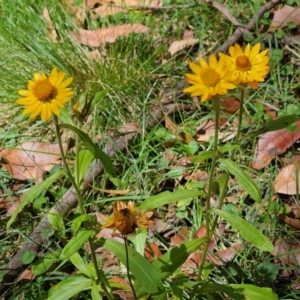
[1,0,300,299]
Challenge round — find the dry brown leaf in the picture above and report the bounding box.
[93,4,124,17]
[0,142,67,181]
[220,97,240,114]
[252,120,300,170]
[279,214,300,230]
[43,7,58,42]
[144,243,162,262]
[71,24,149,47]
[269,6,300,32]
[273,239,300,268]
[118,122,139,134]
[165,116,194,144]
[63,0,86,24]
[19,269,35,281]
[196,119,237,142]
[274,164,300,195]
[183,30,195,39]
[168,38,199,56]
[170,227,189,246]
[209,244,242,266]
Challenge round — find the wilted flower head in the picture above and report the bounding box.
[16,67,74,121]
[183,54,236,102]
[219,43,270,89]
[101,201,153,237]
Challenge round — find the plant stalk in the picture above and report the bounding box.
[53,115,115,300]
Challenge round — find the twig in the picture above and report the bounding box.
[213,0,283,54]
[0,87,191,295]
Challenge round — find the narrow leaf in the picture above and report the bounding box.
[48,210,65,232]
[103,239,163,296]
[70,253,96,279]
[191,151,214,163]
[250,115,299,137]
[7,170,65,228]
[48,276,93,300]
[32,252,59,276]
[91,282,103,300]
[60,230,94,260]
[211,208,273,252]
[230,284,278,300]
[153,238,207,280]
[139,190,205,211]
[60,124,115,176]
[74,150,94,187]
[220,159,261,202]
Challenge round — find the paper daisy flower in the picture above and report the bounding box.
[101,201,153,237]
[219,43,270,89]
[183,54,236,102]
[16,67,74,121]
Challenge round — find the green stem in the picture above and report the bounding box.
[197,89,245,280]
[53,115,115,300]
[124,236,137,300]
[197,97,220,280]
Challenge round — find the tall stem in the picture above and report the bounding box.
[197,97,220,279]
[53,115,115,300]
[124,236,137,300]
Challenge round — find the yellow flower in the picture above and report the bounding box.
[16,67,74,121]
[183,54,236,102]
[219,43,269,89]
[101,201,153,237]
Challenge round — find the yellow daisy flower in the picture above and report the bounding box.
[16,67,74,121]
[183,54,236,102]
[101,201,153,237]
[219,43,270,89]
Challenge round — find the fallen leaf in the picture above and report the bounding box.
[220,97,240,114]
[279,214,300,230]
[71,24,149,47]
[253,121,300,170]
[165,116,194,144]
[0,142,67,181]
[43,7,58,42]
[273,239,300,268]
[63,0,86,24]
[170,227,189,246]
[19,269,35,281]
[269,6,300,32]
[144,243,162,262]
[168,38,199,56]
[274,164,300,195]
[196,119,237,142]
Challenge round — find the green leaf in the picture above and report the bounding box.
[220,159,260,202]
[57,107,75,126]
[74,150,94,187]
[139,190,205,211]
[199,282,244,300]
[230,284,278,300]
[153,238,207,280]
[60,230,94,260]
[211,208,273,252]
[32,252,59,276]
[48,276,93,300]
[48,210,65,232]
[191,151,214,163]
[103,239,164,296]
[212,173,228,195]
[218,143,240,154]
[70,253,96,279]
[21,250,35,264]
[72,214,95,236]
[133,227,147,256]
[250,115,299,137]
[60,124,115,176]
[7,170,65,229]
[91,282,102,300]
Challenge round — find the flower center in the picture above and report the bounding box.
[235,55,251,72]
[201,68,219,86]
[33,79,57,101]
